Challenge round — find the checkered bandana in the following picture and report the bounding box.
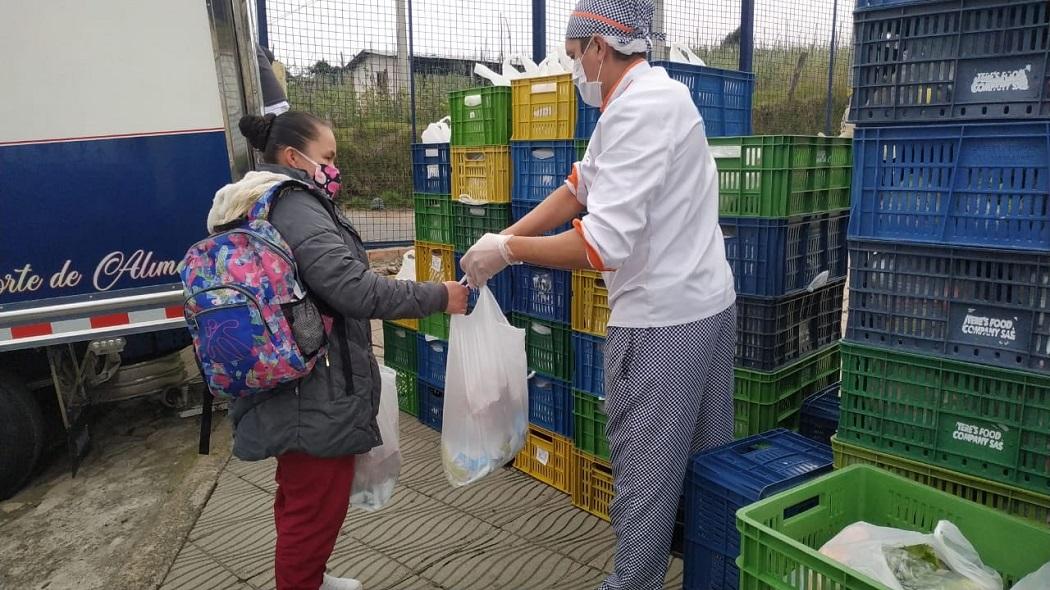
[565,0,665,48]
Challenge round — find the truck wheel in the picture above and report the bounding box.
[0,370,46,500]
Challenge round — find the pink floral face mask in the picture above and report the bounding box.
[294,149,341,199]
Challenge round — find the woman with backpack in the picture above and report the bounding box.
[206,111,468,590]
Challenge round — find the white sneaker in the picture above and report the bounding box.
[321,573,363,590]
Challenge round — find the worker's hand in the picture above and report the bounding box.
[460,233,518,288]
[444,281,469,315]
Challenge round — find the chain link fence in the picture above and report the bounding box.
[263,0,851,247]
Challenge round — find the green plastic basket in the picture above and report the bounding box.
[413,194,453,245]
[382,321,417,374]
[396,370,419,417]
[838,341,1050,497]
[420,313,450,341]
[734,344,840,438]
[452,201,510,253]
[832,435,1050,526]
[709,135,852,218]
[449,86,511,147]
[509,314,573,382]
[573,390,609,460]
[574,139,588,162]
[736,464,1050,590]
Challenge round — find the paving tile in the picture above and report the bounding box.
[160,542,254,590]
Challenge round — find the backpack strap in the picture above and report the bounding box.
[247,179,315,222]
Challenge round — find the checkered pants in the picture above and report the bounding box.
[599,305,736,590]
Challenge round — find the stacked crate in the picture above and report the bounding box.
[833,0,1050,525]
[710,134,852,438]
[507,72,579,493]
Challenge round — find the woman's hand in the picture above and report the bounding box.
[444,281,469,315]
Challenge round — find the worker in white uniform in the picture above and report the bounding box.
[460,1,737,588]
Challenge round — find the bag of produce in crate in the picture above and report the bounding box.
[441,286,528,486]
[819,521,1001,590]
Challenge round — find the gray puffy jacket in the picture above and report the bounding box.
[228,164,447,461]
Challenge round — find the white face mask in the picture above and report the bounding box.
[573,38,604,108]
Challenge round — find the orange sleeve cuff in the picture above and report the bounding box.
[573,219,609,272]
[566,164,579,194]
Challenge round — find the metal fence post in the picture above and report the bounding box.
[824,0,840,135]
[256,0,269,49]
[739,0,755,72]
[533,0,546,63]
[407,0,418,144]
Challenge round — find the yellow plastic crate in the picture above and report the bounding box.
[571,449,614,521]
[451,146,511,203]
[513,425,573,493]
[391,317,419,330]
[571,270,610,337]
[414,241,455,284]
[511,73,577,141]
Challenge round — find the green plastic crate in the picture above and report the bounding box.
[573,390,609,460]
[574,139,588,162]
[396,370,419,417]
[452,201,510,252]
[413,194,453,245]
[509,314,573,382]
[420,313,450,341]
[734,344,840,438]
[709,135,852,218]
[736,465,1050,590]
[382,321,417,374]
[838,342,1050,497]
[832,435,1050,526]
[449,86,511,147]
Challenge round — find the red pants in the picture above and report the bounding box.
[274,452,356,590]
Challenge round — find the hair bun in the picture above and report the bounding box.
[238,113,277,151]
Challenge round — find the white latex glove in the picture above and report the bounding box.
[460,233,518,288]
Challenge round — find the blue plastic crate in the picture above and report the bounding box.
[528,373,573,437]
[799,383,840,446]
[851,0,1050,123]
[411,143,451,194]
[721,213,848,297]
[652,61,754,137]
[683,541,739,590]
[418,379,444,431]
[454,254,512,312]
[572,332,605,398]
[846,240,1050,373]
[683,429,832,586]
[576,94,600,139]
[512,264,572,324]
[510,202,575,236]
[511,141,576,205]
[849,123,1050,252]
[417,335,448,389]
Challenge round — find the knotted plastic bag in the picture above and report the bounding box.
[350,365,401,511]
[441,285,528,487]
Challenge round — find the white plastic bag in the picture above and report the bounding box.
[1013,561,1050,590]
[441,286,528,487]
[350,365,401,511]
[670,43,707,66]
[819,521,1002,590]
[394,250,415,282]
[420,116,451,143]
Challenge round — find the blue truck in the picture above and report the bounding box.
[0,0,263,498]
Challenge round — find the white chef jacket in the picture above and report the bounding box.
[567,60,735,329]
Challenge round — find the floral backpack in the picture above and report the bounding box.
[179,179,332,401]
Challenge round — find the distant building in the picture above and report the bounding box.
[343,50,501,93]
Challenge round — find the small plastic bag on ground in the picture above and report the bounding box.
[1012,560,1050,590]
[350,365,401,511]
[441,285,528,487]
[818,521,1002,590]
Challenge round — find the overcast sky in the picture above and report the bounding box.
[264,0,852,71]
